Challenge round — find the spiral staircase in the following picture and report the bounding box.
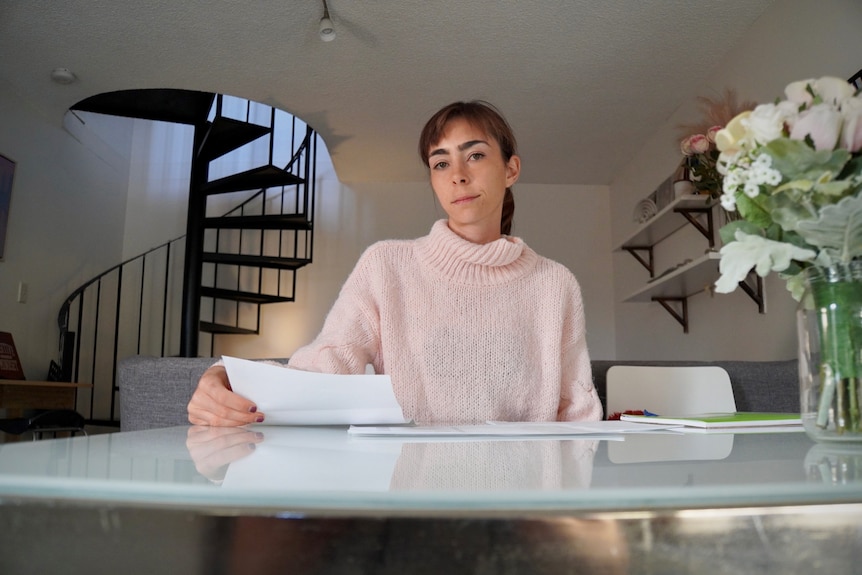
[56,89,318,425]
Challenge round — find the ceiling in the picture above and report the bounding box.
[0,0,774,186]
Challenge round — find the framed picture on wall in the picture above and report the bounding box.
[0,153,15,261]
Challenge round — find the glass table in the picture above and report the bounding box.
[1,425,860,574]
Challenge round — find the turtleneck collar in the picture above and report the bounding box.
[417,220,538,285]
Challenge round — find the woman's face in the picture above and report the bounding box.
[426,117,520,244]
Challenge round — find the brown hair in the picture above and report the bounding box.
[418,101,518,235]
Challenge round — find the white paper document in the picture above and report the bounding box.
[223,356,408,425]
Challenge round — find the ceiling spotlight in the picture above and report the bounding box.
[319,0,336,42]
[50,68,77,85]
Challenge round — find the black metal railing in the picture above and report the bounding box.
[57,236,185,425]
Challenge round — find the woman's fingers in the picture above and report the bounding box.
[187,365,265,426]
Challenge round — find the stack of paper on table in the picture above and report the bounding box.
[619,412,802,430]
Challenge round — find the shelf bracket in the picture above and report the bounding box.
[622,245,655,277]
[675,206,715,248]
[652,296,689,333]
[738,272,765,314]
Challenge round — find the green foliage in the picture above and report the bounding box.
[735,193,773,228]
[764,138,850,183]
[718,219,759,245]
[796,194,862,263]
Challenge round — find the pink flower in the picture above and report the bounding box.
[706,126,722,143]
[689,134,710,154]
[841,97,862,152]
[680,136,694,156]
[790,103,842,150]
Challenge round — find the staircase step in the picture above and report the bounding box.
[199,322,258,335]
[72,89,215,125]
[205,214,312,231]
[198,117,271,162]
[200,287,295,304]
[201,165,304,196]
[202,252,311,271]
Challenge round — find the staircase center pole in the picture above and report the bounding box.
[179,122,209,357]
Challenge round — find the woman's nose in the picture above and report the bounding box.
[451,163,468,184]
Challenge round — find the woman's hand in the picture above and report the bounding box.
[187,364,265,426]
[186,425,265,482]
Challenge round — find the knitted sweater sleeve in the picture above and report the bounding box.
[288,248,382,375]
[557,277,604,422]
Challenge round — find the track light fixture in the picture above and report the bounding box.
[319,0,336,42]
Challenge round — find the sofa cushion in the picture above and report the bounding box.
[119,356,214,431]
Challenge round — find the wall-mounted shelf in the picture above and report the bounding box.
[617,194,763,332]
[617,195,715,277]
[623,252,721,303]
[619,195,715,248]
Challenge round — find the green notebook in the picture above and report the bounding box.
[619,412,801,428]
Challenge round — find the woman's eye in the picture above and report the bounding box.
[432,161,449,170]
[468,152,485,161]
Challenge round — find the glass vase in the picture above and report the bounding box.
[797,261,862,443]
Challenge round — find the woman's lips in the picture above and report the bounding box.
[452,195,479,205]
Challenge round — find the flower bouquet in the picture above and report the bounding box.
[678,90,757,199]
[680,127,723,198]
[712,76,862,441]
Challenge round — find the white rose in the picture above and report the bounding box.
[785,79,816,106]
[715,152,732,176]
[744,103,792,145]
[790,103,843,150]
[814,76,856,106]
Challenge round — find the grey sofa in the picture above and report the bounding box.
[118,356,799,431]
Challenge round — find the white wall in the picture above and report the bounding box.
[609,0,862,361]
[123,119,194,258]
[515,184,614,359]
[0,86,132,379]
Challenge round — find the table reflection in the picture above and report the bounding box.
[1,423,852,511]
[186,425,598,491]
[804,443,862,484]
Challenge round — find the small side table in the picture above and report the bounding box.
[0,379,93,441]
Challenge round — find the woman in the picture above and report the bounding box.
[188,101,602,426]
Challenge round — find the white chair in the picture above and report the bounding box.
[606,365,737,464]
[606,365,736,417]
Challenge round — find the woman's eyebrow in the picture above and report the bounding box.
[458,139,489,151]
[428,139,489,159]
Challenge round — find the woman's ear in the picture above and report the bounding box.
[506,155,521,186]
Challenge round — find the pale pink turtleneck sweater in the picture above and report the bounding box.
[289,220,602,424]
